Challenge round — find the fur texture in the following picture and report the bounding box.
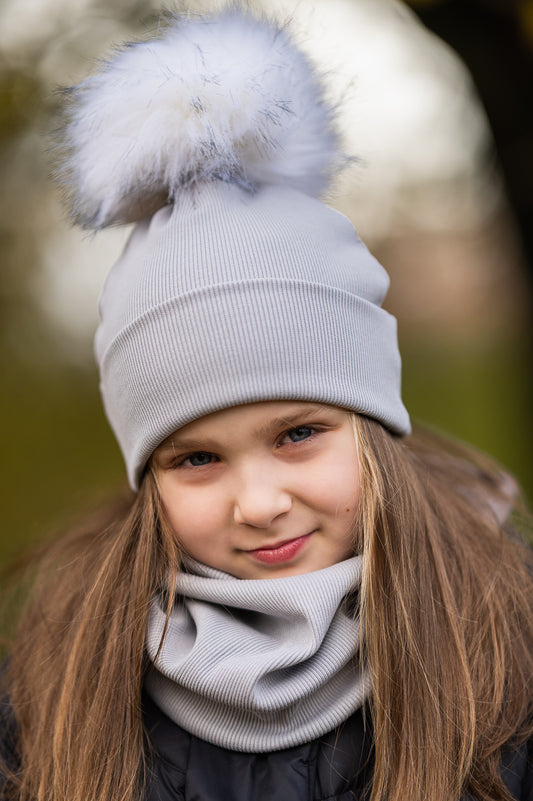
[57,9,341,228]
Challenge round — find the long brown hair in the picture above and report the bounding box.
[356,418,533,801]
[1,476,181,801]
[1,418,533,801]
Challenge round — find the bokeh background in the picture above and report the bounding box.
[1,0,532,563]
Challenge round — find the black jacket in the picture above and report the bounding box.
[142,692,373,801]
[141,694,533,801]
[2,691,533,800]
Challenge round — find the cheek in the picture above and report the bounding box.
[306,452,360,517]
[160,481,227,544]
[331,471,360,518]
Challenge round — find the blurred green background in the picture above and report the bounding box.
[1,0,532,563]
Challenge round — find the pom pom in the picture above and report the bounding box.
[55,8,342,228]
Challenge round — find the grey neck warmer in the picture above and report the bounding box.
[145,557,368,753]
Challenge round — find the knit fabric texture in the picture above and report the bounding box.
[96,181,410,487]
[144,556,368,752]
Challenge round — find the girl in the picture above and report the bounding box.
[1,8,533,801]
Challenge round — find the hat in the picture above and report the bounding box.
[56,8,410,488]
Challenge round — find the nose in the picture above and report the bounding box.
[233,469,292,528]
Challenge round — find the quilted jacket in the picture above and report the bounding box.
[1,690,532,800]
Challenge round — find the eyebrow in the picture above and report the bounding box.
[156,404,332,455]
[254,404,330,439]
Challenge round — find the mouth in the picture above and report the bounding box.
[246,532,313,565]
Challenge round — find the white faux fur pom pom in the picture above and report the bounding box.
[56,9,342,228]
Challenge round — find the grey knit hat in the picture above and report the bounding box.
[57,8,410,489]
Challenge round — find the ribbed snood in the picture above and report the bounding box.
[145,556,368,752]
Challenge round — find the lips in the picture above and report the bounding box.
[246,533,313,565]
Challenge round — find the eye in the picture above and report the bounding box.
[182,451,217,467]
[284,426,314,443]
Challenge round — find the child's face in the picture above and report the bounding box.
[154,401,360,579]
